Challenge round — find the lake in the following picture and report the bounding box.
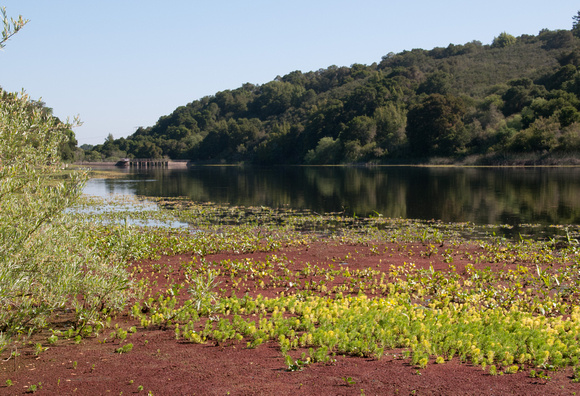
[84,166,580,228]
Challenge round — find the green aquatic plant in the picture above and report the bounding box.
[186,267,221,312]
[115,343,133,354]
[26,382,41,393]
[33,343,47,356]
[47,333,58,345]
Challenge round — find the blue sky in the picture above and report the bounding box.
[0,1,578,145]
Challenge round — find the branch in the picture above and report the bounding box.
[1,6,29,49]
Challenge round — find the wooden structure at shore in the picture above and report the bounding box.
[114,158,187,168]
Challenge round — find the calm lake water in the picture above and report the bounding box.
[84,166,580,227]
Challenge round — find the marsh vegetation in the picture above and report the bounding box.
[3,193,580,394]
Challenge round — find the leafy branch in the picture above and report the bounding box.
[1,6,28,48]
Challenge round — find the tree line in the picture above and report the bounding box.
[83,17,580,165]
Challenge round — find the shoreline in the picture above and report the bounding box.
[73,152,580,168]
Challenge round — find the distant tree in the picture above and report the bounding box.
[303,99,345,150]
[558,122,580,151]
[545,65,577,91]
[84,150,103,162]
[558,48,580,67]
[134,141,162,158]
[540,30,574,50]
[501,78,536,116]
[406,94,467,156]
[196,121,229,160]
[417,71,451,95]
[573,11,580,38]
[304,137,341,164]
[344,85,383,116]
[58,128,78,161]
[557,105,580,127]
[492,32,516,48]
[340,116,376,144]
[509,116,561,152]
[373,103,407,155]
[342,140,362,163]
[252,81,305,117]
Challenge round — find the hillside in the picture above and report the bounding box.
[85,28,580,164]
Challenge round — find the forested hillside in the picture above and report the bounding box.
[85,26,580,164]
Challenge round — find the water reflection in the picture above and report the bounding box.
[84,166,580,226]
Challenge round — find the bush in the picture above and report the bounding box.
[0,91,132,352]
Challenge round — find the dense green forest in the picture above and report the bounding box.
[84,22,580,164]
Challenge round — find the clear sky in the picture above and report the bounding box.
[0,1,578,145]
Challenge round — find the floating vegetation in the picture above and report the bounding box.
[7,192,580,380]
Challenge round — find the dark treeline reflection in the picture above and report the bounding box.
[95,166,580,226]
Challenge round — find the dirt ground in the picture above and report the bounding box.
[1,240,580,395]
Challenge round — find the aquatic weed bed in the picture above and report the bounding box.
[2,196,580,394]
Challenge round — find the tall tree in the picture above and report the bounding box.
[573,11,580,38]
